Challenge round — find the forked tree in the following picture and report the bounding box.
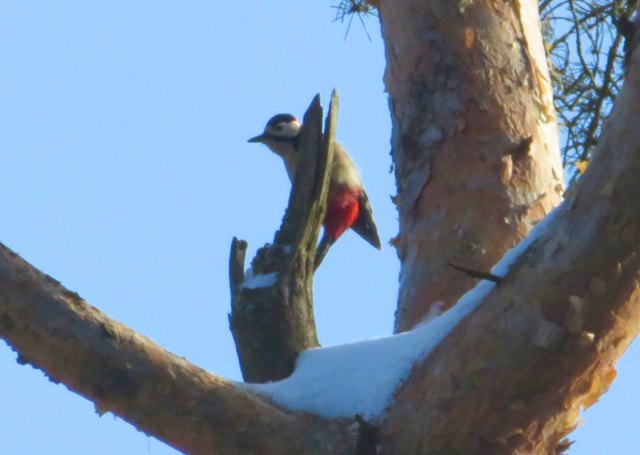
[1,1,640,454]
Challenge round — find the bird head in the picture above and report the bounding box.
[248,114,301,155]
[248,114,301,179]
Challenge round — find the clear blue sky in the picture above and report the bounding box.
[0,2,637,454]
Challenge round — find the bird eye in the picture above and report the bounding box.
[273,124,284,131]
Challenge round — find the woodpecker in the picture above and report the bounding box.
[249,113,381,268]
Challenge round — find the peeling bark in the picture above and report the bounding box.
[381,40,640,455]
[379,0,564,332]
[1,2,640,454]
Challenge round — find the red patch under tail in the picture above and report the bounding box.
[323,188,361,241]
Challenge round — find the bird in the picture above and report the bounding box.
[248,113,381,268]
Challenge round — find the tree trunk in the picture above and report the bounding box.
[381,39,640,452]
[379,0,564,332]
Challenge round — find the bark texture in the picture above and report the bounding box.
[0,243,356,455]
[379,0,564,331]
[2,3,640,455]
[380,40,640,455]
[229,93,336,383]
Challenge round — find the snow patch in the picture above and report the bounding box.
[247,280,492,419]
[245,208,560,419]
[242,268,277,290]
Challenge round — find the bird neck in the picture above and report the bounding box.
[265,140,298,182]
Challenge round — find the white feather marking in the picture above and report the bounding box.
[267,119,301,139]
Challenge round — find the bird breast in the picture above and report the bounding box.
[330,143,362,189]
[275,140,362,189]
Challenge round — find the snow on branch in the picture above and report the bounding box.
[246,210,558,419]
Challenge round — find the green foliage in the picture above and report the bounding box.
[334,0,638,181]
[332,0,378,40]
[541,0,637,181]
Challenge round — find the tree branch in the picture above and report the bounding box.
[382,40,640,455]
[0,243,354,454]
[229,92,337,383]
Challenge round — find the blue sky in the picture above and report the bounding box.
[0,2,637,454]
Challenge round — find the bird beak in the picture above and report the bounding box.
[248,134,265,143]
